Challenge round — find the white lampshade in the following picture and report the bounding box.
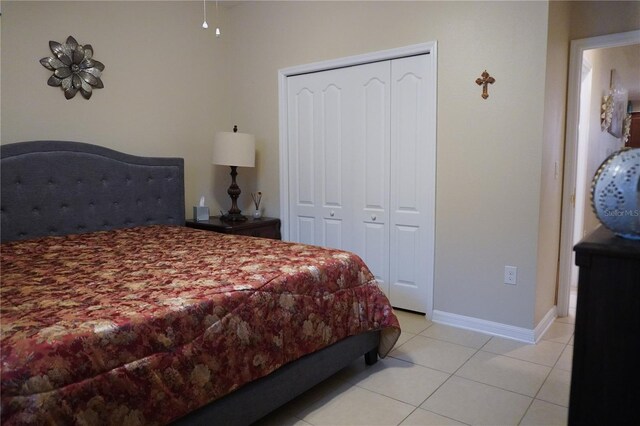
[212,131,256,167]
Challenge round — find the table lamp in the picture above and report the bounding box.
[212,125,256,222]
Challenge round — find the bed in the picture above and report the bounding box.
[0,141,400,425]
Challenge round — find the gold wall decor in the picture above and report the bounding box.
[601,93,614,131]
[622,114,632,146]
[475,70,495,99]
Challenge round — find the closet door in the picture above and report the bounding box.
[287,68,351,249]
[285,53,435,313]
[350,61,391,294]
[389,54,434,312]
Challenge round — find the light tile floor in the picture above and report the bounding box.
[256,304,576,426]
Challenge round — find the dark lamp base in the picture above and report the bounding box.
[222,165,248,223]
[221,213,248,222]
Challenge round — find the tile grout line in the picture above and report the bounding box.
[396,406,420,426]
[531,338,571,402]
[517,397,537,425]
[517,337,573,424]
[405,338,487,424]
[479,348,564,369]
[378,318,478,424]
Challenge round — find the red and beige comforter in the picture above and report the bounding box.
[0,225,400,424]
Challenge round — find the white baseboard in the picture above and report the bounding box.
[432,306,557,344]
[533,306,558,343]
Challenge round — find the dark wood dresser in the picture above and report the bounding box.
[627,111,640,148]
[185,216,281,240]
[570,226,640,425]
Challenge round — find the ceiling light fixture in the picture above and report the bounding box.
[215,1,221,37]
[202,0,208,29]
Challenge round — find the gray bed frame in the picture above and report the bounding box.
[0,140,379,425]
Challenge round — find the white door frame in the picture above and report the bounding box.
[278,41,437,317]
[570,58,592,290]
[557,30,640,317]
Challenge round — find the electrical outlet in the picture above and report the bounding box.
[504,266,517,285]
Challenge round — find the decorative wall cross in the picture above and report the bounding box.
[475,70,495,99]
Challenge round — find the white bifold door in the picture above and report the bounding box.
[286,54,435,313]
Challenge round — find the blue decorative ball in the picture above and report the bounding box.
[591,148,640,239]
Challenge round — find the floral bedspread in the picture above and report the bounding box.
[0,225,400,425]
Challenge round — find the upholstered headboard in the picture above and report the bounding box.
[1,141,185,243]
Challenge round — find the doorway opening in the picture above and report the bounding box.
[558,30,640,317]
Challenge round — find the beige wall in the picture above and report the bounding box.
[0,1,230,216]
[223,1,550,328]
[535,0,571,325]
[570,0,640,40]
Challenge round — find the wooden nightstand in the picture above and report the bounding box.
[185,216,281,240]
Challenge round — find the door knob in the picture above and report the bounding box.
[330,211,335,217]
[371,215,377,221]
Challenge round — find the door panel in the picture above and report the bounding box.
[395,224,418,284]
[322,84,343,209]
[395,71,421,212]
[351,62,391,295]
[319,81,346,248]
[389,54,433,312]
[294,88,315,207]
[297,216,315,246]
[288,69,349,249]
[364,222,387,286]
[323,218,342,249]
[287,85,317,245]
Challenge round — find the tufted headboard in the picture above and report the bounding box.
[1,141,185,243]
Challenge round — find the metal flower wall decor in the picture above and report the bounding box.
[40,36,105,100]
